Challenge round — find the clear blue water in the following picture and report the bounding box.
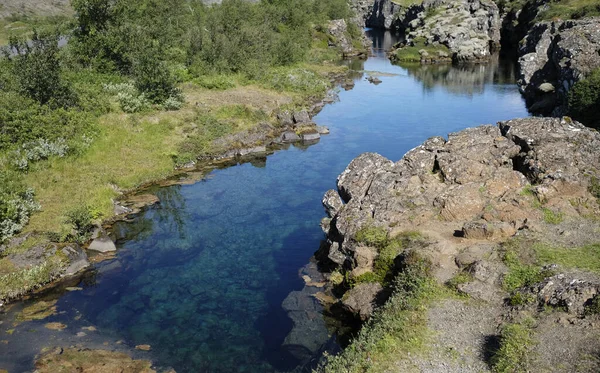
[0,30,528,373]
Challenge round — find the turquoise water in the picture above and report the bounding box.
[0,30,529,372]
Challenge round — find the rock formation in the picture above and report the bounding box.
[317,116,600,318]
[517,17,600,116]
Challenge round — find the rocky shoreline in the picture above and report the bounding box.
[313,116,600,371]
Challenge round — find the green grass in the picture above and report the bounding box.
[491,319,536,373]
[446,271,474,291]
[539,0,600,20]
[501,248,554,292]
[542,207,565,224]
[534,243,600,273]
[320,253,438,373]
[391,40,451,63]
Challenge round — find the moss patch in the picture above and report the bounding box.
[16,299,58,322]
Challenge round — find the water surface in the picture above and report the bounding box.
[0,29,528,373]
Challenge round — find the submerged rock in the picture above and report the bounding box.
[35,347,157,373]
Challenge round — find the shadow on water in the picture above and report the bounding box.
[0,27,530,373]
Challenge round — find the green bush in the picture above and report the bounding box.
[0,92,96,150]
[568,68,600,129]
[63,205,95,243]
[0,171,41,242]
[7,32,77,109]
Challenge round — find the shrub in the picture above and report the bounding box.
[63,205,95,243]
[568,68,600,129]
[132,49,180,104]
[584,295,600,316]
[103,82,150,113]
[0,92,96,150]
[162,95,185,111]
[0,171,41,242]
[10,138,69,170]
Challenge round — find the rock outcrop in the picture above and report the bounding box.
[404,0,501,62]
[517,17,600,116]
[317,117,600,319]
[326,19,370,57]
[0,234,90,303]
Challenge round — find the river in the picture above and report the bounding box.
[0,29,529,373]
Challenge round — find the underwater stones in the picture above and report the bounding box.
[367,76,382,85]
[281,289,331,361]
[34,348,156,373]
[16,300,58,322]
[44,322,67,330]
[88,236,117,253]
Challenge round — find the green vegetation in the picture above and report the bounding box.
[568,68,600,129]
[320,253,437,373]
[507,291,536,306]
[501,247,554,292]
[0,236,69,301]
[390,0,423,6]
[584,294,600,315]
[535,243,600,274]
[352,228,424,286]
[589,175,600,200]
[539,0,600,20]
[0,0,362,241]
[542,207,564,224]
[446,271,474,291]
[491,319,536,373]
[391,38,451,63]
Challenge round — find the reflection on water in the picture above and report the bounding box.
[402,54,520,95]
[0,28,529,373]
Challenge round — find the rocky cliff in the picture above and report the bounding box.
[317,117,600,370]
[517,17,600,117]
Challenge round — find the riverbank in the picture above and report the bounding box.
[0,0,371,306]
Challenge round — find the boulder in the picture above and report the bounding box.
[88,236,117,253]
[341,282,383,320]
[293,110,311,124]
